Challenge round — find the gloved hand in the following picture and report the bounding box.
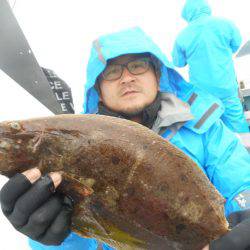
[210,209,250,250]
[0,168,73,246]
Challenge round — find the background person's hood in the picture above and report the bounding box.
[82,27,193,114]
[181,0,212,23]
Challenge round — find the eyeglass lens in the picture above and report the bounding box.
[102,58,150,81]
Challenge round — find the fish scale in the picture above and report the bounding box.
[0,114,229,249]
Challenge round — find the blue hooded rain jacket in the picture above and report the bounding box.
[30,27,250,250]
[172,0,249,133]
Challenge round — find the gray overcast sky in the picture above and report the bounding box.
[0,1,250,249]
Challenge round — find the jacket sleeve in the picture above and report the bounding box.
[203,120,250,217]
[229,22,242,53]
[172,41,187,67]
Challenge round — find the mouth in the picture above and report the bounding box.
[121,90,139,97]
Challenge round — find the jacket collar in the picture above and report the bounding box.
[152,93,194,133]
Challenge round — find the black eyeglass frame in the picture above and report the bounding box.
[100,57,153,81]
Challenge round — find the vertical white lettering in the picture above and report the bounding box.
[55,92,63,101]
[62,92,70,100]
[49,81,55,89]
[61,103,68,112]
[70,102,74,110]
[54,81,62,90]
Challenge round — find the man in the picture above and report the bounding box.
[172,0,249,133]
[1,27,250,250]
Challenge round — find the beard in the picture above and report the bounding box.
[118,102,149,118]
[100,90,159,118]
[120,108,143,118]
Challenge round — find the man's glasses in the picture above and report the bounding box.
[101,57,152,81]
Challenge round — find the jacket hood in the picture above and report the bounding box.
[82,27,194,114]
[182,0,212,22]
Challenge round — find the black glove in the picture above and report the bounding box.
[0,173,73,246]
[210,209,250,250]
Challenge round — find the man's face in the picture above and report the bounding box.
[98,54,159,116]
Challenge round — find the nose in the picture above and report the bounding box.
[120,67,136,84]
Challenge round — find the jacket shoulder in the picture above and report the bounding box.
[182,88,224,134]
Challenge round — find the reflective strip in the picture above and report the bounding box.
[194,103,219,129]
[187,93,198,105]
[165,129,178,141]
[163,123,185,140]
[93,39,106,65]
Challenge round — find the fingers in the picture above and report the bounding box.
[8,172,62,228]
[22,168,42,184]
[21,196,63,239]
[201,245,209,250]
[38,204,73,245]
[228,210,241,228]
[0,168,63,227]
[228,209,250,228]
[0,168,72,246]
[0,168,41,214]
[22,169,62,188]
[210,218,250,250]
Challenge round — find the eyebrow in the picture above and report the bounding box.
[108,56,149,65]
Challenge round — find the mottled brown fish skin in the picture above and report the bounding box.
[0,114,229,250]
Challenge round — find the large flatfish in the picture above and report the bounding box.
[0,114,229,249]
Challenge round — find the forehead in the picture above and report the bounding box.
[107,53,148,65]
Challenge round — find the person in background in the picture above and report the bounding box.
[172,0,249,133]
[1,27,250,250]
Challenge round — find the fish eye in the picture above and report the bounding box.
[9,122,21,131]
